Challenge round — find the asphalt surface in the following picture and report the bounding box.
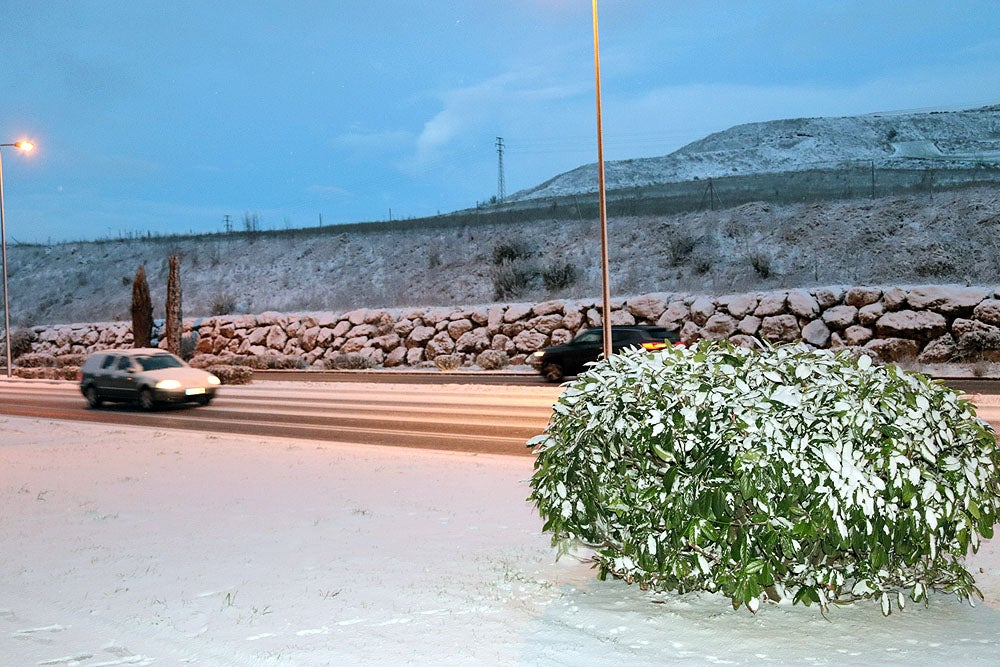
[249,368,1000,394]
[0,378,562,457]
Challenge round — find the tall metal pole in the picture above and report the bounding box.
[0,147,11,377]
[0,140,33,378]
[592,0,612,359]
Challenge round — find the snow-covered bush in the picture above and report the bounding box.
[528,341,1000,615]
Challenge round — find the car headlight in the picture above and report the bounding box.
[207,375,221,385]
[156,379,182,390]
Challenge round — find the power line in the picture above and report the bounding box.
[496,136,506,202]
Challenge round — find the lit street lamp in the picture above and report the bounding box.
[591,0,612,359]
[0,139,35,378]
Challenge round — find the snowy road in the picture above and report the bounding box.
[0,379,563,456]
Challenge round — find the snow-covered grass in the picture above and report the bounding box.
[3,388,1000,665]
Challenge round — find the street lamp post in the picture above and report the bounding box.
[591,0,612,360]
[0,139,35,378]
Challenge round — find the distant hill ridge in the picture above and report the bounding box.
[508,106,1000,202]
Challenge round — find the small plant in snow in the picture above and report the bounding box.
[434,354,463,371]
[528,341,1000,615]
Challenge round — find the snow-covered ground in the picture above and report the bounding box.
[3,388,1000,665]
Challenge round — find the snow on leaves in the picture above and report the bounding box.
[528,340,1000,616]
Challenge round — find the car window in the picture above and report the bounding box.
[573,331,602,345]
[138,355,184,371]
[116,357,133,371]
[643,328,677,342]
[100,355,117,369]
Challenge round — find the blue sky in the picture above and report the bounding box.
[1,1,997,243]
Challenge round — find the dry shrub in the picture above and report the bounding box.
[234,355,270,370]
[210,292,237,316]
[475,349,509,370]
[206,364,254,385]
[15,353,57,368]
[434,354,463,371]
[56,354,87,368]
[956,330,1000,360]
[325,353,376,370]
[261,353,305,369]
[14,366,77,380]
[189,354,225,369]
[9,329,35,359]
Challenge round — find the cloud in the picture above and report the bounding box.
[306,184,352,199]
[398,68,587,175]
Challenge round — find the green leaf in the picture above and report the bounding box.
[651,441,673,462]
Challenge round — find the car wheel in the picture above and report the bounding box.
[542,363,564,383]
[138,387,156,411]
[194,395,211,406]
[84,385,103,409]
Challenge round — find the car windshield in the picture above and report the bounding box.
[137,354,184,371]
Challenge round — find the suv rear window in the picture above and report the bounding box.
[642,328,676,341]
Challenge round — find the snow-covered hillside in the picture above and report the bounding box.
[5,186,999,328]
[508,106,1000,201]
[3,108,999,328]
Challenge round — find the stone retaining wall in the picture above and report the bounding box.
[22,284,1000,367]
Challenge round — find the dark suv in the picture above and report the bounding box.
[528,325,680,382]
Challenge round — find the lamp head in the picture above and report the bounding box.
[14,140,34,152]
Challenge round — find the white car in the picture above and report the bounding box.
[78,348,220,410]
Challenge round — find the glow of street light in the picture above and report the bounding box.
[14,140,34,153]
